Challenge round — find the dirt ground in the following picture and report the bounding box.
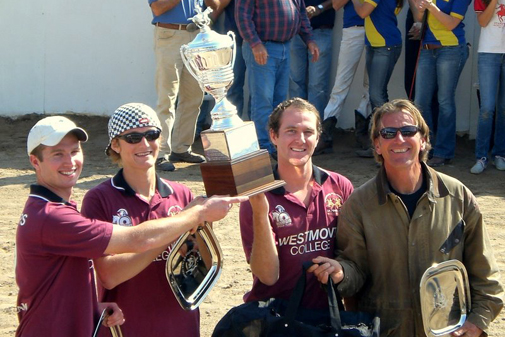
[0,114,503,336]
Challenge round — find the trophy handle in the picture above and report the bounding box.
[227,31,236,71]
[180,45,204,91]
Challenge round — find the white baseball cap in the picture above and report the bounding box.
[27,116,88,155]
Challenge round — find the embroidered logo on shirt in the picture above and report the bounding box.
[18,214,28,226]
[167,205,183,216]
[112,208,133,226]
[17,303,28,312]
[325,193,343,215]
[272,205,293,228]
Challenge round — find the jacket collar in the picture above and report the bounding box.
[376,161,449,205]
[111,168,173,197]
[270,164,329,195]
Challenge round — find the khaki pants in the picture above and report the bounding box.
[153,26,204,156]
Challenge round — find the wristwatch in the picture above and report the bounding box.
[317,4,324,12]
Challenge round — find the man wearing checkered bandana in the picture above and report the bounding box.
[81,102,248,336]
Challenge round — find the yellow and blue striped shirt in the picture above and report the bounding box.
[423,0,470,46]
[364,0,402,47]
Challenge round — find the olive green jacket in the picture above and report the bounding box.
[336,163,503,336]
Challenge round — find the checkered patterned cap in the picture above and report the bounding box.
[106,103,161,155]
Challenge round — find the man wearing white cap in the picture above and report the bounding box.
[16,114,247,337]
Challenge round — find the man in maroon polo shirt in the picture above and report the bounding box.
[16,115,246,337]
[239,98,354,321]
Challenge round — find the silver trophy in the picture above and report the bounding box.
[180,7,284,196]
[181,7,243,131]
[168,8,285,312]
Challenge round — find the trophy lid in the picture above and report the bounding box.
[183,6,233,52]
[185,28,234,52]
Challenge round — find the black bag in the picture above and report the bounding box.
[212,263,380,337]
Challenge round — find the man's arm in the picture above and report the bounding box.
[307,41,320,62]
[150,0,182,17]
[105,195,247,255]
[308,256,345,284]
[204,0,220,11]
[235,0,261,47]
[235,0,269,65]
[90,194,244,289]
[408,0,424,22]
[246,194,280,285]
[476,0,498,27]
[209,0,231,22]
[307,0,333,18]
[333,0,351,11]
[459,190,504,334]
[334,201,368,297]
[298,0,315,44]
[81,190,178,289]
[351,0,376,18]
[97,302,125,328]
[94,248,167,289]
[93,195,246,288]
[451,321,484,337]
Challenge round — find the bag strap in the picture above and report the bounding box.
[283,261,344,334]
[327,277,343,334]
[283,261,312,322]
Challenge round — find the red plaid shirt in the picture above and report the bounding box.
[236,0,314,48]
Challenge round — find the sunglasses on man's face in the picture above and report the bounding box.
[379,126,420,140]
[117,130,161,144]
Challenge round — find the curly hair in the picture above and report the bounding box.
[370,99,431,164]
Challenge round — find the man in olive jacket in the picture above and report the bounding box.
[310,99,503,337]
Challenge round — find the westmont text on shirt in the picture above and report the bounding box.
[278,227,336,256]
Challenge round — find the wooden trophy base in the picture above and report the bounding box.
[200,149,285,196]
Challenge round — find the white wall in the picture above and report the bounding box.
[0,1,157,116]
[0,1,480,137]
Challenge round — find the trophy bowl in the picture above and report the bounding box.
[181,11,242,131]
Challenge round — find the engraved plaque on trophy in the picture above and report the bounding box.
[181,8,284,196]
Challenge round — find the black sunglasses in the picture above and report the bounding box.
[379,126,420,140]
[117,130,161,144]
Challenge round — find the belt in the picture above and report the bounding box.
[423,44,442,50]
[157,22,187,30]
[315,25,334,30]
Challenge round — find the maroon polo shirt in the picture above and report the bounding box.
[239,165,354,309]
[81,170,198,337]
[15,185,113,337]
